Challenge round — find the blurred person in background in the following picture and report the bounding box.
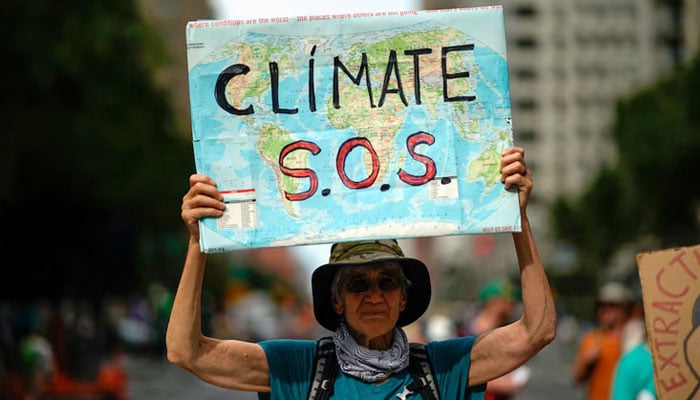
[423,313,457,342]
[460,278,530,400]
[166,147,558,399]
[572,281,633,400]
[461,279,519,337]
[18,325,54,398]
[620,291,646,354]
[610,297,656,400]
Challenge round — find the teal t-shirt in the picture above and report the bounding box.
[610,343,657,400]
[258,337,486,400]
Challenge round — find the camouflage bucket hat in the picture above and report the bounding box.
[311,239,431,332]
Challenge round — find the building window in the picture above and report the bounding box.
[514,67,538,80]
[515,98,538,111]
[514,37,538,49]
[514,5,537,18]
[515,129,537,143]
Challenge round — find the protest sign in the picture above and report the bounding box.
[636,244,700,399]
[186,6,520,252]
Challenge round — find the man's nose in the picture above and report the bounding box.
[363,283,384,300]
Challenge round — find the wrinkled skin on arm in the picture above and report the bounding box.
[468,147,557,386]
[166,146,557,393]
[165,174,272,392]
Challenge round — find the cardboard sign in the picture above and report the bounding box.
[636,244,700,399]
[185,6,520,252]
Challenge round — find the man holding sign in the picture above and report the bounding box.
[166,146,557,399]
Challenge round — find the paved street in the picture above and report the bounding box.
[125,354,256,400]
[126,337,585,400]
[515,336,585,400]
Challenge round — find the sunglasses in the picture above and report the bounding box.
[342,275,403,294]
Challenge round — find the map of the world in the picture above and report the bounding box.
[186,6,520,252]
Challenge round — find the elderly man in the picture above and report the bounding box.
[166,146,556,400]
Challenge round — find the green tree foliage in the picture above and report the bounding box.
[614,57,700,244]
[550,53,700,301]
[0,1,194,301]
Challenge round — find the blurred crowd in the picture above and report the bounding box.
[0,298,127,399]
[0,271,319,400]
[1,274,653,400]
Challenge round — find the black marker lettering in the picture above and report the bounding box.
[215,64,254,115]
[441,44,476,103]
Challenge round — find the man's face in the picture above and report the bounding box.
[332,264,407,340]
[493,297,516,324]
[597,302,628,330]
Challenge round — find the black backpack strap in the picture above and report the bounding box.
[306,338,439,400]
[306,336,338,400]
[406,343,440,400]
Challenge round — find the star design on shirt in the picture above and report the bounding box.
[395,386,414,400]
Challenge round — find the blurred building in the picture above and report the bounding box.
[425,0,697,199]
[136,0,700,307]
[413,0,700,282]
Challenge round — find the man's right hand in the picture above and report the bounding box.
[181,174,225,241]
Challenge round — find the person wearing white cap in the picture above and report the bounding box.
[166,146,556,400]
[572,281,633,400]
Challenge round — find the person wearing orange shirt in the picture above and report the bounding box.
[572,281,632,400]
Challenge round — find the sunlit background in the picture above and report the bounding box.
[2,0,699,399]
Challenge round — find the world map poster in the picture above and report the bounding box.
[186,6,520,252]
